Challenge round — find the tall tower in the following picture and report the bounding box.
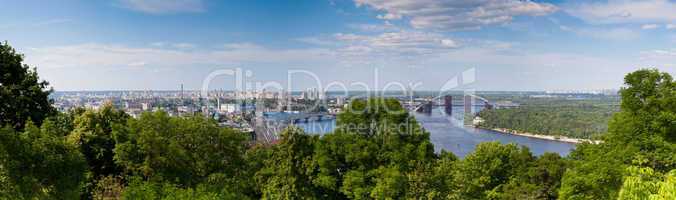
[444,95,453,115]
[217,95,221,112]
[464,95,472,115]
[424,101,433,114]
[180,84,184,102]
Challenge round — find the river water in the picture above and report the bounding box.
[281,106,576,158]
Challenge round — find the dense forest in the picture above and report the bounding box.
[1,42,675,199]
[476,102,618,139]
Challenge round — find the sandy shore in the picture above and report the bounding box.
[483,127,602,144]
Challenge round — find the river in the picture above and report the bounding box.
[276,106,576,158]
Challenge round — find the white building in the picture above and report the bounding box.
[220,103,241,113]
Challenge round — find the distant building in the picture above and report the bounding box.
[472,117,485,126]
[220,104,240,113]
[335,97,345,107]
[141,102,152,111]
[178,106,194,114]
[494,101,520,109]
[125,101,143,110]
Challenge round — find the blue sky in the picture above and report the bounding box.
[1,0,675,91]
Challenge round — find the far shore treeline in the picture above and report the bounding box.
[476,100,618,139]
[1,42,675,199]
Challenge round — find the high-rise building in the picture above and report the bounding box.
[336,96,345,107]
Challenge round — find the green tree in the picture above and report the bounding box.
[256,126,319,199]
[312,132,379,198]
[618,166,676,200]
[369,166,406,199]
[489,152,567,200]
[528,153,567,199]
[113,111,249,189]
[68,105,129,179]
[0,41,55,130]
[340,169,374,200]
[66,104,130,198]
[121,177,250,200]
[559,69,676,199]
[243,144,274,198]
[453,142,534,199]
[310,98,438,199]
[428,151,460,199]
[0,121,87,199]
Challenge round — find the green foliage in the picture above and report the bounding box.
[477,103,617,139]
[65,104,130,199]
[618,165,676,200]
[653,171,676,200]
[0,121,87,199]
[559,69,676,200]
[337,98,423,136]
[113,111,249,188]
[484,152,567,200]
[69,104,130,178]
[452,142,534,199]
[308,98,438,199]
[558,143,626,200]
[92,175,125,200]
[121,177,249,200]
[0,41,56,129]
[243,144,274,197]
[255,127,319,199]
[369,166,406,199]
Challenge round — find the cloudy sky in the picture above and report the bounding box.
[1,0,675,91]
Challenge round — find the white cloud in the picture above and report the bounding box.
[127,61,147,67]
[639,49,676,68]
[354,0,557,31]
[150,42,196,49]
[565,0,676,24]
[642,49,676,57]
[377,13,402,20]
[33,19,73,26]
[117,0,204,14]
[347,23,399,32]
[333,31,460,58]
[150,42,166,47]
[441,39,457,47]
[641,24,659,29]
[23,43,335,69]
[295,37,340,46]
[26,30,463,74]
[563,27,639,41]
[23,41,672,91]
[172,43,196,49]
[0,19,72,30]
[667,24,676,29]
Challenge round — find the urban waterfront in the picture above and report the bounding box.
[291,105,575,158]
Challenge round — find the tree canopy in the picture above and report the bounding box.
[559,69,676,199]
[0,41,55,130]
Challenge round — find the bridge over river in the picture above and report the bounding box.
[262,112,335,123]
[256,103,575,158]
[409,94,494,115]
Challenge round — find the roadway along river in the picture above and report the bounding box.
[286,106,576,158]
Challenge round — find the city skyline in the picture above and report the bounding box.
[2,0,675,91]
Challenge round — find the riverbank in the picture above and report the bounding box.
[477,127,602,144]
